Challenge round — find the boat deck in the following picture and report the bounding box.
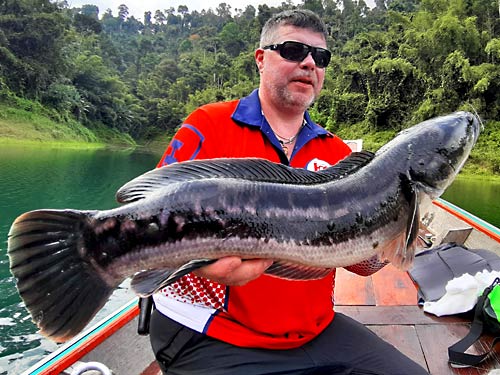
[335,265,500,374]
[141,264,500,375]
[28,200,500,375]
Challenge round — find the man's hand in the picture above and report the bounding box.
[193,257,273,286]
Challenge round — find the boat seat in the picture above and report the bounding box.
[343,139,363,152]
[437,227,473,246]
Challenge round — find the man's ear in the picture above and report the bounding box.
[255,48,265,73]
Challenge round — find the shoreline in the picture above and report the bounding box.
[0,137,107,149]
[454,172,500,182]
[2,137,498,181]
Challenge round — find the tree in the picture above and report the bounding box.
[366,57,423,128]
[216,2,232,20]
[101,9,120,33]
[72,53,140,130]
[1,0,500,145]
[219,22,245,57]
[388,0,419,13]
[0,0,72,97]
[118,4,129,22]
[303,0,324,15]
[486,38,500,63]
[178,5,189,16]
[80,4,99,19]
[74,13,102,34]
[154,10,166,25]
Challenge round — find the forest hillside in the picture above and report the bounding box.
[0,0,499,174]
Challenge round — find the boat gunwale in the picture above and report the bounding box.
[21,299,139,375]
[434,198,500,242]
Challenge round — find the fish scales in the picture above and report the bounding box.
[7,111,481,342]
[89,175,403,275]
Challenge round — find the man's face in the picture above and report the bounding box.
[256,25,328,112]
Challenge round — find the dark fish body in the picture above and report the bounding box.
[8,111,480,342]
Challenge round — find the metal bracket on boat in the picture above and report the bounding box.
[137,296,153,335]
[70,361,113,375]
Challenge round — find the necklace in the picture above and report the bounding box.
[272,120,306,156]
[275,132,299,145]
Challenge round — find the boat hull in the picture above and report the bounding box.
[21,199,500,375]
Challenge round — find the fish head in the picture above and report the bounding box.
[389,111,481,198]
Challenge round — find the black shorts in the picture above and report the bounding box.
[149,310,429,375]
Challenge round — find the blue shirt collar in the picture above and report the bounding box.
[231,89,329,137]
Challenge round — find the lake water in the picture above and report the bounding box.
[0,144,498,374]
[0,145,159,374]
[442,177,500,228]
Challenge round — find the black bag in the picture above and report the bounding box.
[408,243,500,304]
[448,277,500,367]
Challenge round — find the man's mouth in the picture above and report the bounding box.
[291,77,314,87]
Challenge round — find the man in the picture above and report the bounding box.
[150,9,428,374]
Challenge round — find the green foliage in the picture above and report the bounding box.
[329,92,368,128]
[463,119,500,175]
[42,82,82,114]
[469,62,500,118]
[485,38,500,62]
[219,22,245,57]
[334,120,397,152]
[0,0,498,175]
[186,87,222,114]
[366,57,422,129]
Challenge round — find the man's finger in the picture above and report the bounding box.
[193,257,273,286]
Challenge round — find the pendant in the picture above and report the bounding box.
[282,144,289,156]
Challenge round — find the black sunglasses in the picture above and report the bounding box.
[263,41,331,69]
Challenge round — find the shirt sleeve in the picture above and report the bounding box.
[157,107,218,167]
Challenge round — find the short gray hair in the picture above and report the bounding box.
[260,9,328,47]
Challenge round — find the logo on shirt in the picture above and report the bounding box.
[306,158,331,171]
[160,124,205,166]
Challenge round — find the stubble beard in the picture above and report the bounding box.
[272,83,317,112]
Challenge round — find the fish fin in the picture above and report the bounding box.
[405,188,420,252]
[115,155,373,204]
[378,188,419,271]
[398,180,419,269]
[317,151,375,179]
[131,259,216,296]
[7,209,117,343]
[265,261,332,280]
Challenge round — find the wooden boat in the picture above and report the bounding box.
[20,198,500,375]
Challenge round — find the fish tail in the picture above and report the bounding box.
[7,209,115,342]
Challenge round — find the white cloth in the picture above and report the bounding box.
[423,270,500,317]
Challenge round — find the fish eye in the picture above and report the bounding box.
[146,222,159,234]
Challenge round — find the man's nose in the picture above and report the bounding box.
[300,52,316,68]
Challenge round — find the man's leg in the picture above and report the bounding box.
[149,310,347,375]
[150,310,429,374]
[302,312,429,374]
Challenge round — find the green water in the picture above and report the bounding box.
[0,144,498,374]
[441,176,500,228]
[0,144,160,374]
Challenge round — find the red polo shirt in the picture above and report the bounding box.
[154,89,352,349]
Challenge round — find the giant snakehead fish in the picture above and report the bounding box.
[8,111,481,342]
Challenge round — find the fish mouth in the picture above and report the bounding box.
[472,117,482,144]
[464,104,484,136]
[446,112,482,172]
